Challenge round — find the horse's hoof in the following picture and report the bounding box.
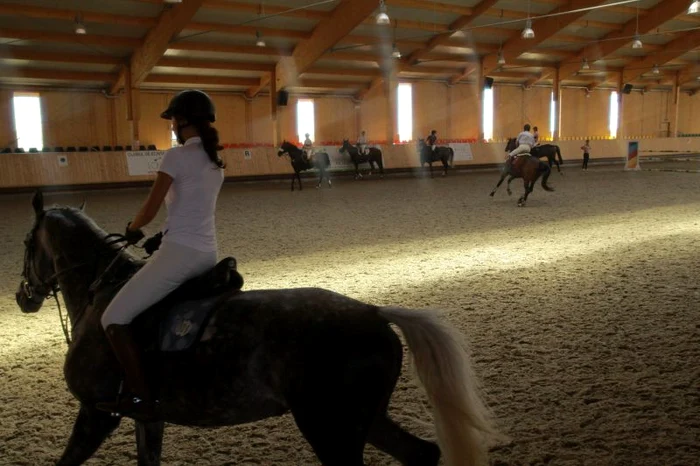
[489,192,495,197]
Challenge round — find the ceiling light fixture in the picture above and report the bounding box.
[689,1,700,15]
[497,49,506,66]
[522,1,535,39]
[632,2,642,48]
[581,58,590,70]
[652,64,660,75]
[74,14,86,35]
[164,0,183,3]
[255,31,266,47]
[376,0,390,25]
[391,43,401,59]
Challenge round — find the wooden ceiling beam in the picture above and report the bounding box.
[296,79,367,89]
[245,73,271,98]
[557,0,693,82]
[157,57,274,72]
[386,0,473,16]
[116,0,205,92]
[305,67,381,77]
[275,0,379,90]
[404,0,500,64]
[0,3,155,27]
[168,42,293,56]
[202,0,330,20]
[0,67,114,82]
[144,74,259,87]
[185,23,311,40]
[0,28,140,48]
[482,1,609,75]
[449,66,477,85]
[622,30,700,83]
[0,47,121,65]
[355,76,384,100]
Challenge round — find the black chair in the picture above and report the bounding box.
[66,146,77,152]
[102,145,113,152]
[54,146,64,152]
[14,148,25,153]
[1,147,11,153]
[114,145,124,151]
[29,147,38,153]
[42,147,52,152]
[139,145,146,151]
[147,144,157,151]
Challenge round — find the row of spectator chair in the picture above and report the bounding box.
[1,145,158,153]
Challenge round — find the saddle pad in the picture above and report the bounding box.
[159,295,223,352]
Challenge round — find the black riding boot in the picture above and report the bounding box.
[96,324,160,422]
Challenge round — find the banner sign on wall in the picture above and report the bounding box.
[624,141,640,171]
[448,143,474,161]
[126,151,165,176]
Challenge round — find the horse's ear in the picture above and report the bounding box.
[31,190,44,215]
[78,199,87,211]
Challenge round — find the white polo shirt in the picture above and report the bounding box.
[157,136,224,252]
[516,131,536,147]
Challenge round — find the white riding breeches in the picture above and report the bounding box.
[100,240,217,328]
[509,144,531,157]
[431,145,436,151]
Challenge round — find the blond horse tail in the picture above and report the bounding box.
[378,306,499,466]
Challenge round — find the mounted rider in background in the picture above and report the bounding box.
[508,124,535,165]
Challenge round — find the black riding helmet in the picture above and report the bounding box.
[160,89,216,123]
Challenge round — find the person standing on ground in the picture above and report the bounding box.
[581,139,591,170]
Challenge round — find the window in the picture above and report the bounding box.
[482,87,494,141]
[397,83,413,142]
[549,92,556,138]
[12,92,43,150]
[297,99,315,143]
[609,91,619,138]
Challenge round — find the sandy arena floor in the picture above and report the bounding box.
[0,160,698,465]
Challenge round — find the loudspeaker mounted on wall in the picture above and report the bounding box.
[484,77,494,89]
[622,84,633,94]
[277,90,289,106]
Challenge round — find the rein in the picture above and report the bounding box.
[23,231,141,346]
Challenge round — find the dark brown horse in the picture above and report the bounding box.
[338,139,384,179]
[417,140,454,177]
[277,141,331,191]
[490,154,554,206]
[15,191,499,466]
[505,138,563,173]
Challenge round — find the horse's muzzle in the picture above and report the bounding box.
[16,281,43,313]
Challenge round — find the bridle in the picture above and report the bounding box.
[21,219,138,346]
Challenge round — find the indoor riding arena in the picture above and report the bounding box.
[0,1,699,466]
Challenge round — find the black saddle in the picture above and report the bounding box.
[97,257,244,352]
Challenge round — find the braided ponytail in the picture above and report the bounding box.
[194,120,225,169]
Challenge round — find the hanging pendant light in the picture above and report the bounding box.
[521,19,535,39]
[689,1,700,15]
[581,58,590,70]
[391,44,401,59]
[74,14,86,35]
[497,49,506,66]
[632,2,642,48]
[376,0,390,25]
[652,64,660,75]
[255,31,266,47]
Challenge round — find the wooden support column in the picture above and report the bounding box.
[552,65,561,141]
[616,73,624,139]
[269,70,279,146]
[446,83,453,139]
[476,60,484,141]
[384,71,397,144]
[669,71,681,137]
[125,65,140,147]
[244,97,253,142]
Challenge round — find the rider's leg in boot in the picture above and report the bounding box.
[96,324,160,421]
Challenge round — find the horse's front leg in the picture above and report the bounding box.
[136,421,165,466]
[429,162,434,178]
[490,173,507,196]
[316,169,323,189]
[57,404,121,465]
[297,171,303,191]
[518,180,532,207]
[442,160,448,176]
[354,162,362,180]
[507,175,515,196]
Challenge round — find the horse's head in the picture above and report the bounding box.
[277,140,292,156]
[16,191,59,313]
[505,138,517,153]
[339,139,350,153]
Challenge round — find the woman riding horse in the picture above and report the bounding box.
[277,140,331,191]
[339,139,384,179]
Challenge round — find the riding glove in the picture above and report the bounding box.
[124,222,145,245]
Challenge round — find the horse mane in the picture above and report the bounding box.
[42,206,135,256]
